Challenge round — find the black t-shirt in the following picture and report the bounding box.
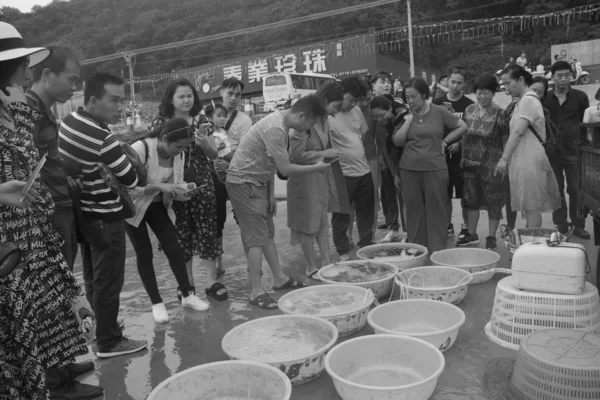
[432,94,474,165]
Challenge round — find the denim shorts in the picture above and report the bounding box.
[225,182,275,250]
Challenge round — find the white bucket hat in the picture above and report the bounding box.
[0,22,50,67]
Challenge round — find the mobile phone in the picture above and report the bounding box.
[20,154,46,202]
[184,184,208,195]
[324,156,340,164]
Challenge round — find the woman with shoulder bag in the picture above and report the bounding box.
[125,118,210,323]
[150,79,227,303]
[0,24,102,400]
[494,65,560,228]
[458,74,508,251]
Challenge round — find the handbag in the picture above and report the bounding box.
[0,242,21,279]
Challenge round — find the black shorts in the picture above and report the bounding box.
[447,163,464,199]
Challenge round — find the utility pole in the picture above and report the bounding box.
[407,0,415,77]
[123,52,136,131]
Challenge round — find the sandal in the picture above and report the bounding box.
[216,267,226,280]
[274,277,305,291]
[308,270,322,281]
[248,293,278,310]
[205,282,228,301]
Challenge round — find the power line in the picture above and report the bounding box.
[81,0,402,65]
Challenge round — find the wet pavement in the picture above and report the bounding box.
[71,199,599,399]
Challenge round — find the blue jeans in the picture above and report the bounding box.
[81,218,126,349]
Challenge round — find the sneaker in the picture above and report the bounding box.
[152,303,170,323]
[458,227,469,241]
[377,223,388,230]
[486,236,497,250]
[573,226,591,240]
[177,287,195,303]
[181,292,210,311]
[380,230,403,243]
[117,317,124,329]
[96,337,147,359]
[448,223,455,237]
[457,233,480,246]
[49,380,104,400]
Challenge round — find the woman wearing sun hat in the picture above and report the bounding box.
[0,22,103,400]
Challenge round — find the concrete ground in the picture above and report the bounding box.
[72,198,598,400]
[73,84,600,399]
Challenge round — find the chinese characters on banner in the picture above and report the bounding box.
[224,48,329,84]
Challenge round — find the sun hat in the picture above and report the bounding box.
[0,22,50,67]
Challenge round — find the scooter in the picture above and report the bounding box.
[573,70,592,85]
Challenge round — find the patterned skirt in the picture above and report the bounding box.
[0,219,88,400]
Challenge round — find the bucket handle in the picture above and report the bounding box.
[470,268,513,278]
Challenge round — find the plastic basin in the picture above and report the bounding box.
[325,334,445,400]
[317,260,398,299]
[395,266,472,304]
[221,315,338,385]
[278,285,374,337]
[367,299,466,352]
[146,360,292,400]
[356,243,428,270]
[430,248,501,284]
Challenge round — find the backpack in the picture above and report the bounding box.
[524,93,563,160]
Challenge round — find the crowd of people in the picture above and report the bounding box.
[1,19,599,399]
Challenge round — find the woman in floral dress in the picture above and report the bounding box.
[151,79,227,302]
[0,34,96,399]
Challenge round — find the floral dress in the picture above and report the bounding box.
[461,103,508,220]
[0,102,88,399]
[150,116,222,261]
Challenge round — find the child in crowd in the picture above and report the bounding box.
[205,104,235,182]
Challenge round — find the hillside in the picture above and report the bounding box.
[1,0,598,83]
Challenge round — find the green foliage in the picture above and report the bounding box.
[0,0,596,90]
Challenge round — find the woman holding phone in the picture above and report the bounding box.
[392,78,468,253]
[0,23,103,399]
[287,83,345,279]
[150,79,227,303]
[125,118,210,323]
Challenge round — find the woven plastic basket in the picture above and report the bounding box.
[511,329,600,400]
[485,277,600,350]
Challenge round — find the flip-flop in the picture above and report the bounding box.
[274,277,305,291]
[248,293,278,310]
[308,270,322,281]
[205,282,228,301]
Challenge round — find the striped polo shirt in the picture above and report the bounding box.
[59,108,138,221]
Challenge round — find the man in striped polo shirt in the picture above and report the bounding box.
[59,72,147,359]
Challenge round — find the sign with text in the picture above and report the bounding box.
[176,35,379,100]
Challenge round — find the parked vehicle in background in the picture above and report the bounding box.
[262,72,337,112]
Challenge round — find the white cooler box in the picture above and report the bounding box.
[511,242,588,295]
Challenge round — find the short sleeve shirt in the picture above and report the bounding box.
[227,111,253,151]
[512,92,546,141]
[583,105,600,124]
[399,104,460,171]
[329,106,371,177]
[226,111,288,186]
